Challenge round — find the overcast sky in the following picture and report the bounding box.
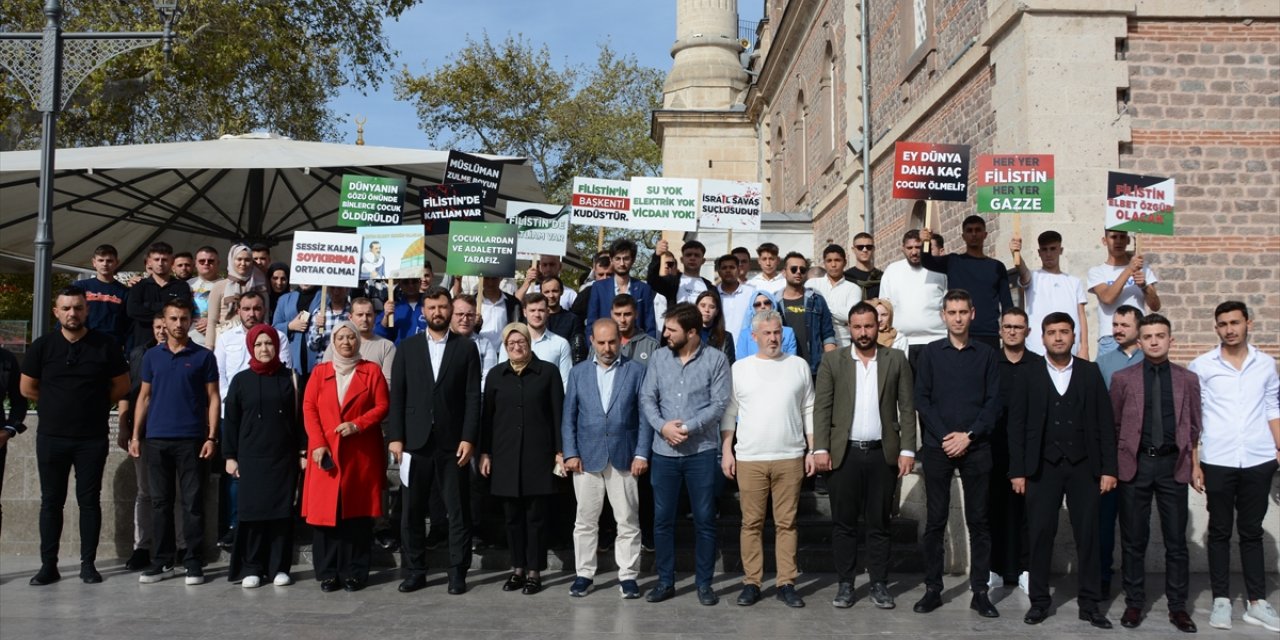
[328,0,764,148]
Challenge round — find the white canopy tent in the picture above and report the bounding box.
[0,133,550,270]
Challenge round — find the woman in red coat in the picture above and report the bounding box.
[302,321,388,593]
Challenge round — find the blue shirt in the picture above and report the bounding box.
[1097,346,1144,389]
[374,299,427,344]
[141,340,218,439]
[639,342,732,457]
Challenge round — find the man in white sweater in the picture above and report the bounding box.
[878,229,947,370]
[720,309,815,609]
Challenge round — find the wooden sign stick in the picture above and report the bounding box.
[923,200,935,254]
[317,286,328,336]
[597,227,605,252]
[386,277,395,328]
[1012,213,1023,267]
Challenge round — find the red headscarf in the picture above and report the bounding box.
[245,323,283,376]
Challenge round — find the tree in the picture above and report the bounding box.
[0,0,416,150]
[395,34,665,280]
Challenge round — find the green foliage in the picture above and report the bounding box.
[0,272,74,326]
[395,33,665,275]
[0,0,413,150]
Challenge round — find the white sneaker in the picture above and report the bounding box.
[1209,597,1232,630]
[988,571,1001,590]
[1244,599,1280,632]
[1017,571,1029,594]
[273,572,293,587]
[242,575,261,589]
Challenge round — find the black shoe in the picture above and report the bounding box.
[80,563,103,584]
[217,530,235,551]
[970,590,999,618]
[1121,606,1143,628]
[646,583,675,603]
[29,564,61,586]
[869,581,895,609]
[502,573,526,592]
[397,575,427,593]
[522,577,542,595]
[913,589,943,614]
[1169,611,1197,633]
[124,548,151,571]
[697,585,719,606]
[1025,607,1049,624]
[320,578,341,592]
[374,530,399,551]
[1080,610,1113,629]
[343,578,365,592]
[776,584,805,608]
[737,584,762,606]
[447,572,467,595]
[832,582,855,609]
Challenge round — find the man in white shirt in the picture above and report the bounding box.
[500,293,571,387]
[878,230,947,369]
[1087,230,1161,357]
[746,242,786,298]
[714,254,755,342]
[806,244,862,347]
[812,301,916,610]
[1012,230,1088,358]
[720,309,814,608]
[451,294,498,385]
[188,246,220,345]
[478,276,520,348]
[1189,300,1280,633]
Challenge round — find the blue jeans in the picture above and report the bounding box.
[651,449,718,587]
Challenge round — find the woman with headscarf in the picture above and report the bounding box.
[301,321,388,593]
[205,242,270,348]
[265,262,291,312]
[866,297,909,354]
[479,323,565,595]
[222,323,305,588]
[695,290,736,364]
[736,290,798,358]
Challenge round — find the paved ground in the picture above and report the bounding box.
[0,554,1276,639]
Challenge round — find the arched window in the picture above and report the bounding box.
[796,90,807,199]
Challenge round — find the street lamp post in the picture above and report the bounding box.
[0,0,181,340]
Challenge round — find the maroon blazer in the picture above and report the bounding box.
[1109,360,1202,484]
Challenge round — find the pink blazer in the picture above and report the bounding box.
[1109,361,1202,484]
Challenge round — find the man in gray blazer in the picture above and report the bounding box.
[813,301,916,610]
[562,319,652,599]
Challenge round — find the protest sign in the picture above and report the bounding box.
[446,221,518,278]
[290,231,360,287]
[891,141,970,202]
[629,177,699,232]
[445,150,504,208]
[421,182,485,235]
[976,154,1054,213]
[505,202,570,260]
[1105,171,1175,236]
[570,177,632,229]
[699,179,763,230]
[337,175,406,227]
[357,224,428,280]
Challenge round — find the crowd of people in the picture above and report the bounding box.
[1,225,1276,634]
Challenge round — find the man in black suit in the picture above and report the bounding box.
[1008,312,1118,628]
[387,286,482,595]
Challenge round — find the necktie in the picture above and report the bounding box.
[1151,366,1164,449]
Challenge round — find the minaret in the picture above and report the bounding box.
[663,0,748,109]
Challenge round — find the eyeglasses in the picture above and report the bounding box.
[455,312,477,319]
[855,244,875,251]
[787,265,807,274]
[196,259,215,264]
[753,301,772,309]
[1001,324,1028,331]
[505,339,529,348]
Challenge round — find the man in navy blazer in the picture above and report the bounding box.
[562,318,652,599]
[587,239,657,338]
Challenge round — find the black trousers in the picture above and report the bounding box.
[828,447,896,584]
[503,495,549,571]
[1098,490,1119,583]
[989,426,1028,581]
[1118,453,1189,612]
[36,434,108,566]
[400,441,472,576]
[1203,459,1278,601]
[1025,457,1102,612]
[233,518,293,579]
[312,516,372,582]
[0,445,7,533]
[921,444,992,592]
[146,438,208,568]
